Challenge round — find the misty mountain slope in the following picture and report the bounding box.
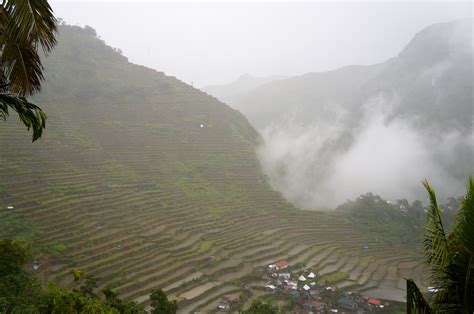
[223,19,473,207]
[0,24,430,306]
[201,74,287,103]
[0,24,291,290]
[224,64,383,129]
[362,19,473,131]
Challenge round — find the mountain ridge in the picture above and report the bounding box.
[214,18,473,207]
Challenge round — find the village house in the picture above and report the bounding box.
[368,297,383,309]
[273,260,289,270]
[338,295,358,311]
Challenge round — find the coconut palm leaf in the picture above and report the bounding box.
[0,92,46,141]
[407,279,432,314]
[0,0,56,140]
[1,36,44,96]
[449,177,474,312]
[409,179,474,313]
[3,0,57,52]
[1,0,56,95]
[421,180,458,312]
[452,178,474,254]
[422,180,450,271]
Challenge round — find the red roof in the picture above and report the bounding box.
[275,261,289,268]
[368,298,381,306]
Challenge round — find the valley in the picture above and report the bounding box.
[0,24,433,312]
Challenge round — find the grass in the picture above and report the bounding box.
[50,241,68,254]
[198,241,213,253]
[0,210,42,243]
[318,271,349,284]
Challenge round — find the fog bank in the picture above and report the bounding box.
[257,95,473,208]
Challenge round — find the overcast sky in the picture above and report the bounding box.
[51,1,472,87]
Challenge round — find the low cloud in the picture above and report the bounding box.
[257,96,472,208]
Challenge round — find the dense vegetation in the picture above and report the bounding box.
[0,239,178,313]
[337,193,459,244]
[408,178,474,313]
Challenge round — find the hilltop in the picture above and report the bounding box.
[212,19,473,207]
[217,19,473,132]
[0,24,427,310]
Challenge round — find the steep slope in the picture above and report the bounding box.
[0,24,427,308]
[202,74,287,104]
[222,19,473,207]
[362,19,473,131]
[225,19,473,132]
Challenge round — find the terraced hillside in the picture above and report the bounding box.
[0,25,428,311]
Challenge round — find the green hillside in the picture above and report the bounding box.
[0,24,428,310]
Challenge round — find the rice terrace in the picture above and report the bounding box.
[1,2,472,313]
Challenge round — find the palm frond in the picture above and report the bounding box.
[421,180,457,310]
[1,0,57,95]
[407,279,433,314]
[1,38,43,95]
[452,177,474,253]
[4,0,57,52]
[0,92,46,141]
[422,180,450,269]
[449,177,474,311]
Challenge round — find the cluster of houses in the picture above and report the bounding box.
[265,261,321,295]
[257,260,389,313]
[336,293,386,312]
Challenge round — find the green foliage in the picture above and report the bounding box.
[0,211,42,242]
[0,239,41,312]
[50,241,68,254]
[1,0,57,141]
[0,239,144,313]
[150,289,177,314]
[337,193,425,244]
[198,240,212,253]
[318,271,348,284]
[102,288,142,314]
[337,193,460,245]
[239,300,281,314]
[408,177,474,313]
[1,0,56,95]
[0,93,47,141]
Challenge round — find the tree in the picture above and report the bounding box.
[239,300,281,314]
[407,177,474,313]
[0,239,41,312]
[0,240,145,313]
[150,289,177,314]
[0,0,57,141]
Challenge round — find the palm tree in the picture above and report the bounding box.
[0,0,57,141]
[407,177,474,313]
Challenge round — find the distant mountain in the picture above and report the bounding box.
[202,74,287,103]
[225,19,474,207]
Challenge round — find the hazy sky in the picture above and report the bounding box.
[51,1,472,87]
